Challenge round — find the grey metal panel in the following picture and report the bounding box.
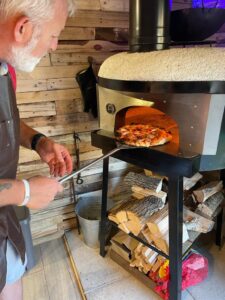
[98,85,225,168]
[202,95,225,155]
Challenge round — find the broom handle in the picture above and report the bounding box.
[59,148,120,184]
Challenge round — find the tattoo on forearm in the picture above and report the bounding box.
[0,183,12,192]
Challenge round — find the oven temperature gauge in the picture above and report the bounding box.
[106,103,116,114]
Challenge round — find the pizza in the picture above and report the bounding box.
[116,124,172,147]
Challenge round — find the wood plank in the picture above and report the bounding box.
[100,0,129,12]
[16,79,48,93]
[51,52,113,65]
[59,27,95,41]
[23,112,96,128]
[55,99,83,115]
[57,40,128,53]
[16,65,87,80]
[37,54,51,67]
[66,10,129,28]
[47,78,78,90]
[96,27,129,42]
[75,0,101,10]
[16,89,82,104]
[33,121,98,136]
[18,102,56,119]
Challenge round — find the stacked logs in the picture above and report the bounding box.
[109,172,189,254]
[183,173,224,224]
[109,171,225,277]
[108,172,165,236]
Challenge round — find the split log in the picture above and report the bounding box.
[110,195,164,236]
[118,223,130,234]
[151,256,165,273]
[146,204,168,236]
[132,185,167,203]
[141,227,153,244]
[149,232,169,255]
[125,220,142,236]
[130,243,158,274]
[108,214,119,224]
[125,196,164,235]
[108,200,131,224]
[183,207,214,233]
[193,181,223,203]
[124,172,162,192]
[142,247,158,265]
[146,223,189,254]
[183,172,203,190]
[195,191,225,219]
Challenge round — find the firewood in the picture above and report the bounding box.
[151,256,165,273]
[183,172,203,190]
[132,185,167,203]
[116,210,128,223]
[125,220,142,236]
[132,192,145,200]
[131,244,157,274]
[142,247,158,265]
[141,226,153,244]
[108,215,119,224]
[149,233,169,255]
[195,191,225,219]
[183,207,214,233]
[193,181,223,203]
[125,196,164,235]
[108,200,131,224]
[146,204,168,236]
[118,222,130,234]
[147,222,189,254]
[124,172,162,192]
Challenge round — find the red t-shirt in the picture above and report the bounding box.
[8,64,17,91]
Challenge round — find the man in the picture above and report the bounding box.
[0,1,76,299]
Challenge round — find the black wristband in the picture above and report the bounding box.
[31,133,46,150]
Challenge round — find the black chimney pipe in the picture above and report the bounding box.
[129,0,170,52]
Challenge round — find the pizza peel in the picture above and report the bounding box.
[59,140,141,184]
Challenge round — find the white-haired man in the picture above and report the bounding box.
[0,1,75,299]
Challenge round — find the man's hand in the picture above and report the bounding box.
[27,176,63,209]
[35,137,73,177]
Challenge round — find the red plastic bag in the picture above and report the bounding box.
[182,253,208,290]
[150,253,208,300]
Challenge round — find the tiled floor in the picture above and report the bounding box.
[23,230,225,300]
[65,230,195,300]
[23,238,81,300]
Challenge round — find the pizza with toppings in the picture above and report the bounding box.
[116,124,172,147]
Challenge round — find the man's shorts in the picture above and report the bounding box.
[6,240,27,284]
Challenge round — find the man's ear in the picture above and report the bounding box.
[14,16,33,45]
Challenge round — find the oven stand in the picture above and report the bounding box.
[99,156,184,300]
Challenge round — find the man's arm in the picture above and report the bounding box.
[20,120,43,149]
[20,120,73,177]
[0,179,24,207]
[0,177,63,209]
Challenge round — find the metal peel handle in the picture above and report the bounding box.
[59,148,120,184]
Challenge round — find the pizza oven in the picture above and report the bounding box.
[92,0,225,172]
[91,2,225,299]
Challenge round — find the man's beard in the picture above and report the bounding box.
[10,27,43,73]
